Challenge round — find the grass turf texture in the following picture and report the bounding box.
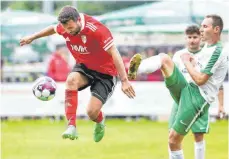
[1,119,228,159]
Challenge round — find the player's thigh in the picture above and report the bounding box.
[90,76,117,104]
[87,76,117,116]
[172,84,210,135]
[159,53,175,78]
[169,102,179,131]
[67,63,94,90]
[191,111,210,134]
[66,72,89,89]
[165,65,188,104]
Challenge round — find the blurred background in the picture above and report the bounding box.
[1,1,228,159]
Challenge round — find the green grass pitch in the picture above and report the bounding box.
[1,119,228,159]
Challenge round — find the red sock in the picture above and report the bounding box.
[94,111,104,123]
[65,90,78,126]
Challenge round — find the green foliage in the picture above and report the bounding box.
[1,1,154,15]
[4,1,42,11]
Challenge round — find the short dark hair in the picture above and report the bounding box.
[58,6,80,24]
[185,25,200,35]
[206,14,223,34]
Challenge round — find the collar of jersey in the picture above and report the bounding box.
[79,13,85,33]
[207,41,221,48]
[188,48,202,54]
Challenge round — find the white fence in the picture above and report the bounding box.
[1,82,228,118]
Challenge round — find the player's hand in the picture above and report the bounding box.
[19,36,34,46]
[180,53,192,63]
[217,106,226,119]
[121,80,135,98]
[190,57,196,67]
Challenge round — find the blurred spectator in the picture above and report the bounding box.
[145,47,156,57]
[3,43,227,82]
[122,53,131,73]
[167,46,174,58]
[47,44,71,82]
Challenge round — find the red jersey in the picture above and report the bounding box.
[55,13,117,76]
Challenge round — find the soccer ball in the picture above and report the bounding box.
[32,76,57,101]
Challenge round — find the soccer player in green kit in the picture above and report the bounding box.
[170,25,225,159]
[128,15,228,159]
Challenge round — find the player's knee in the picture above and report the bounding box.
[168,131,181,147]
[159,53,172,66]
[66,75,81,90]
[169,134,178,145]
[86,108,98,120]
[194,133,204,142]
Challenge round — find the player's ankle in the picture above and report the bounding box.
[68,124,76,127]
[68,121,76,127]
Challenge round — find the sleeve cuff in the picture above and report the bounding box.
[53,25,58,34]
[103,39,114,51]
[201,69,213,76]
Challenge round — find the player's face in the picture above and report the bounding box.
[61,19,81,35]
[186,33,201,51]
[200,18,216,42]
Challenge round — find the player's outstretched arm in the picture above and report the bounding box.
[107,45,135,98]
[181,53,210,86]
[20,25,56,46]
[217,85,225,118]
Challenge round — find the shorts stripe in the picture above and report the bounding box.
[206,114,210,132]
[107,76,117,100]
[185,101,208,132]
[74,69,93,80]
[92,92,106,104]
[91,76,117,104]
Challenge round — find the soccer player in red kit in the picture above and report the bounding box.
[20,6,135,142]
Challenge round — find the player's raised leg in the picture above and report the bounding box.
[62,72,89,140]
[128,53,186,159]
[128,53,175,80]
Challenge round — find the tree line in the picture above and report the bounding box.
[1,1,157,15]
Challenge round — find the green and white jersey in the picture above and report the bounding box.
[173,42,228,104]
[173,48,201,83]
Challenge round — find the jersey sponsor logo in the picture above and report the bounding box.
[180,120,187,126]
[70,44,89,54]
[81,35,87,44]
